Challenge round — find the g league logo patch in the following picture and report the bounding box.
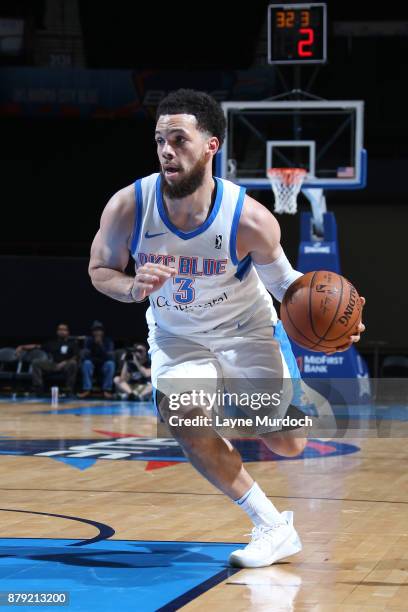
[215,235,223,249]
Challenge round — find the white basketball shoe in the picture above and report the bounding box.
[229,511,302,568]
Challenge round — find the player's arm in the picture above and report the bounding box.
[237,195,365,350]
[236,195,302,302]
[89,187,175,302]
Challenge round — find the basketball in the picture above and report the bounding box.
[280,271,362,352]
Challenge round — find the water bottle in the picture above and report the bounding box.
[51,386,59,407]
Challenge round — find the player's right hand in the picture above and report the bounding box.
[131,262,176,301]
[324,297,366,355]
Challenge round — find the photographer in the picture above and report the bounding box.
[114,343,152,401]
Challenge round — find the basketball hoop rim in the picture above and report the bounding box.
[267,167,308,185]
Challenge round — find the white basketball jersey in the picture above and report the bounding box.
[130,172,278,335]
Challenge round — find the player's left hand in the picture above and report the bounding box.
[325,297,366,355]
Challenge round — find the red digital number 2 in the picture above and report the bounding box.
[298,28,314,57]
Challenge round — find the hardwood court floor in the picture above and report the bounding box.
[0,398,407,611]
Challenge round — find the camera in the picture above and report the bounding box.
[125,349,136,362]
[125,346,144,361]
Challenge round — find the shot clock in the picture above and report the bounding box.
[267,3,327,64]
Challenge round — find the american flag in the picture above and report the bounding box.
[337,166,355,178]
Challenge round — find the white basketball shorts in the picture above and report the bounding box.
[147,305,309,434]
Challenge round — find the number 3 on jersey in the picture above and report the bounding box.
[173,276,195,304]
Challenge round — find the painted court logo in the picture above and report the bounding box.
[0,434,360,470]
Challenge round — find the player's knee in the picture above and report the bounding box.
[262,433,307,457]
[177,433,208,457]
[279,437,307,457]
[171,425,216,462]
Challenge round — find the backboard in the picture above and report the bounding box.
[216,100,366,190]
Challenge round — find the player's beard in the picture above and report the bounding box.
[161,154,207,199]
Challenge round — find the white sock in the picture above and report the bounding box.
[235,482,284,527]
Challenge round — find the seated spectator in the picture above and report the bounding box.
[16,323,78,396]
[78,321,115,399]
[114,343,152,401]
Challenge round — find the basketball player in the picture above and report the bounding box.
[89,89,365,567]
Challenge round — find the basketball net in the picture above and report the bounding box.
[267,168,307,215]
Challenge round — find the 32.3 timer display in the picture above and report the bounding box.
[268,3,327,64]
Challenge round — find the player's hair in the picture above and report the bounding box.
[156,89,226,146]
